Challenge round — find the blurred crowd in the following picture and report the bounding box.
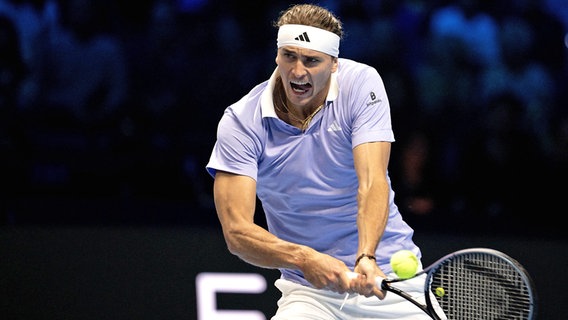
[0,0,566,236]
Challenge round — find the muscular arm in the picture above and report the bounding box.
[352,141,391,297]
[354,141,390,258]
[213,171,310,269]
[213,171,352,291]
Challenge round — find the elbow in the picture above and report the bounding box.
[222,227,245,256]
[225,238,240,256]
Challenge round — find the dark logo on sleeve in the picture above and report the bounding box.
[367,91,380,106]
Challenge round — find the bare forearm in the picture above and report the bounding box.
[353,142,391,256]
[356,179,389,255]
[213,171,347,288]
[223,222,313,270]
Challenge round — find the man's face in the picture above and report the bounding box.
[275,46,338,108]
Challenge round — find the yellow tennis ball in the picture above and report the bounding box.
[435,287,445,297]
[390,249,419,279]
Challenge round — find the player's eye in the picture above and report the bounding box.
[283,53,296,59]
[303,57,319,66]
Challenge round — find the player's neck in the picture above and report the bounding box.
[274,78,325,130]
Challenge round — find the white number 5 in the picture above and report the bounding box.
[196,272,267,320]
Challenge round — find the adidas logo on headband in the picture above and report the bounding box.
[295,32,310,42]
[278,24,340,57]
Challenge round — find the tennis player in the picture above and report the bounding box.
[206,4,443,319]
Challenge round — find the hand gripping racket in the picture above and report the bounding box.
[346,248,537,319]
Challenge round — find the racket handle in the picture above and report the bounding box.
[345,271,385,288]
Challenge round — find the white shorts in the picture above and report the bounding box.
[271,273,446,320]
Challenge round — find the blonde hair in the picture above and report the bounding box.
[274,4,343,39]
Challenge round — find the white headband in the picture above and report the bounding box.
[277,24,340,57]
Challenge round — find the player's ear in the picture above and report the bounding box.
[275,48,283,66]
[331,57,338,72]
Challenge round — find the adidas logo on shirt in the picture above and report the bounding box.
[295,32,310,42]
[327,120,341,132]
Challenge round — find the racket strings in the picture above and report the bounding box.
[431,252,533,320]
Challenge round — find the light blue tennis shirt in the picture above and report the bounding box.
[206,58,421,287]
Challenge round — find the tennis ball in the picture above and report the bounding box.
[390,249,419,279]
[435,287,445,297]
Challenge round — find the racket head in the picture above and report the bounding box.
[424,248,537,320]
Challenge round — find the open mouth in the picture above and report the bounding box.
[290,80,312,94]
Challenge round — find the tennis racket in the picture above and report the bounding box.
[346,248,536,320]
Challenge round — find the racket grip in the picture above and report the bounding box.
[345,271,385,288]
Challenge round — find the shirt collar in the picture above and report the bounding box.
[261,66,339,118]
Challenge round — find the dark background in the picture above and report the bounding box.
[1,228,564,319]
[1,0,567,319]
